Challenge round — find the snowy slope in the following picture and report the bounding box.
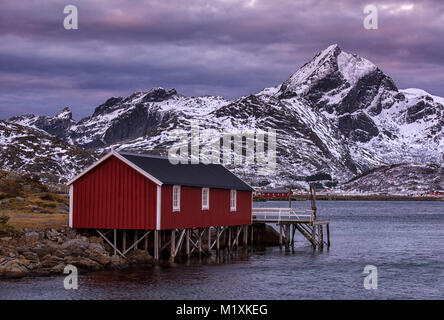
[0,120,97,184]
[340,163,444,194]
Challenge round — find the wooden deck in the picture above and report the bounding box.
[252,207,330,250]
[252,207,314,223]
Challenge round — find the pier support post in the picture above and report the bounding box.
[144,230,148,251]
[250,225,254,247]
[285,224,290,251]
[228,227,232,252]
[170,229,176,263]
[311,225,316,249]
[122,230,127,253]
[326,224,330,247]
[208,227,211,254]
[159,230,162,254]
[134,230,138,251]
[154,230,159,261]
[113,229,117,256]
[243,225,248,249]
[235,226,240,250]
[198,228,202,254]
[186,229,190,257]
[216,227,220,255]
[279,224,283,250]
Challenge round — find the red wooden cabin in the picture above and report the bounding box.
[67,151,253,230]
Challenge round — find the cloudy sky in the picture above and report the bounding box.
[1,0,443,120]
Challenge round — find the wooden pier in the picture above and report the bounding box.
[90,184,329,262]
[252,208,330,250]
[252,184,330,250]
[94,225,252,263]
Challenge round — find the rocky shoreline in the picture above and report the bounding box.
[0,227,154,279]
[0,223,282,279]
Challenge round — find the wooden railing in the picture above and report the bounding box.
[252,208,314,223]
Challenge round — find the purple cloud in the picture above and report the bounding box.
[1,0,444,120]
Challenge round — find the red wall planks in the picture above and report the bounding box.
[72,156,157,229]
[160,185,252,229]
[72,155,252,230]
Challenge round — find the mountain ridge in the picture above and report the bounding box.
[4,45,443,190]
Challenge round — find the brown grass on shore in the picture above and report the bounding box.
[1,209,68,231]
[0,170,69,231]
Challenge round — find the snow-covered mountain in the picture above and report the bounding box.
[0,120,96,184]
[5,45,444,189]
[339,163,444,194]
[9,107,76,141]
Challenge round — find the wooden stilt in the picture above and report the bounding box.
[311,225,316,249]
[198,228,202,254]
[291,224,296,249]
[154,230,159,261]
[170,229,176,262]
[186,229,190,257]
[134,230,138,251]
[250,225,254,246]
[122,230,127,253]
[113,229,117,255]
[279,224,283,250]
[121,231,151,255]
[174,229,186,256]
[326,223,330,247]
[319,225,324,249]
[228,227,232,252]
[144,230,148,251]
[243,225,248,248]
[235,226,240,250]
[285,224,290,250]
[159,230,162,253]
[216,227,221,255]
[208,227,211,254]
[97,229,125,258]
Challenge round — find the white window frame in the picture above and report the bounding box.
[230,189,237,212]
[202,188,209,210]
[173,185,181,212]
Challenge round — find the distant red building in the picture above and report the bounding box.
[429,191,444,196]
[68,151,253,230]
[257,189,290,199]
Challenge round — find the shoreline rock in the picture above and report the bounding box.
[0,227,155,279]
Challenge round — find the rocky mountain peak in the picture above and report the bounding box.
[140,87,178,103]
[92,97,125,117]
[277,45,400,142]
[55,107,73,120]
[279,44,380,99]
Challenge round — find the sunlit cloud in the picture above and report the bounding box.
[381,2,415,15]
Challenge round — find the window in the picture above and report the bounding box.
[230,189,236,211]
[202,188,209,210]
[173,185,181,211]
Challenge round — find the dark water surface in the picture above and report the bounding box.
[1,201,443,300]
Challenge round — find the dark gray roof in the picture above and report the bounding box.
[119,152,253,191]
